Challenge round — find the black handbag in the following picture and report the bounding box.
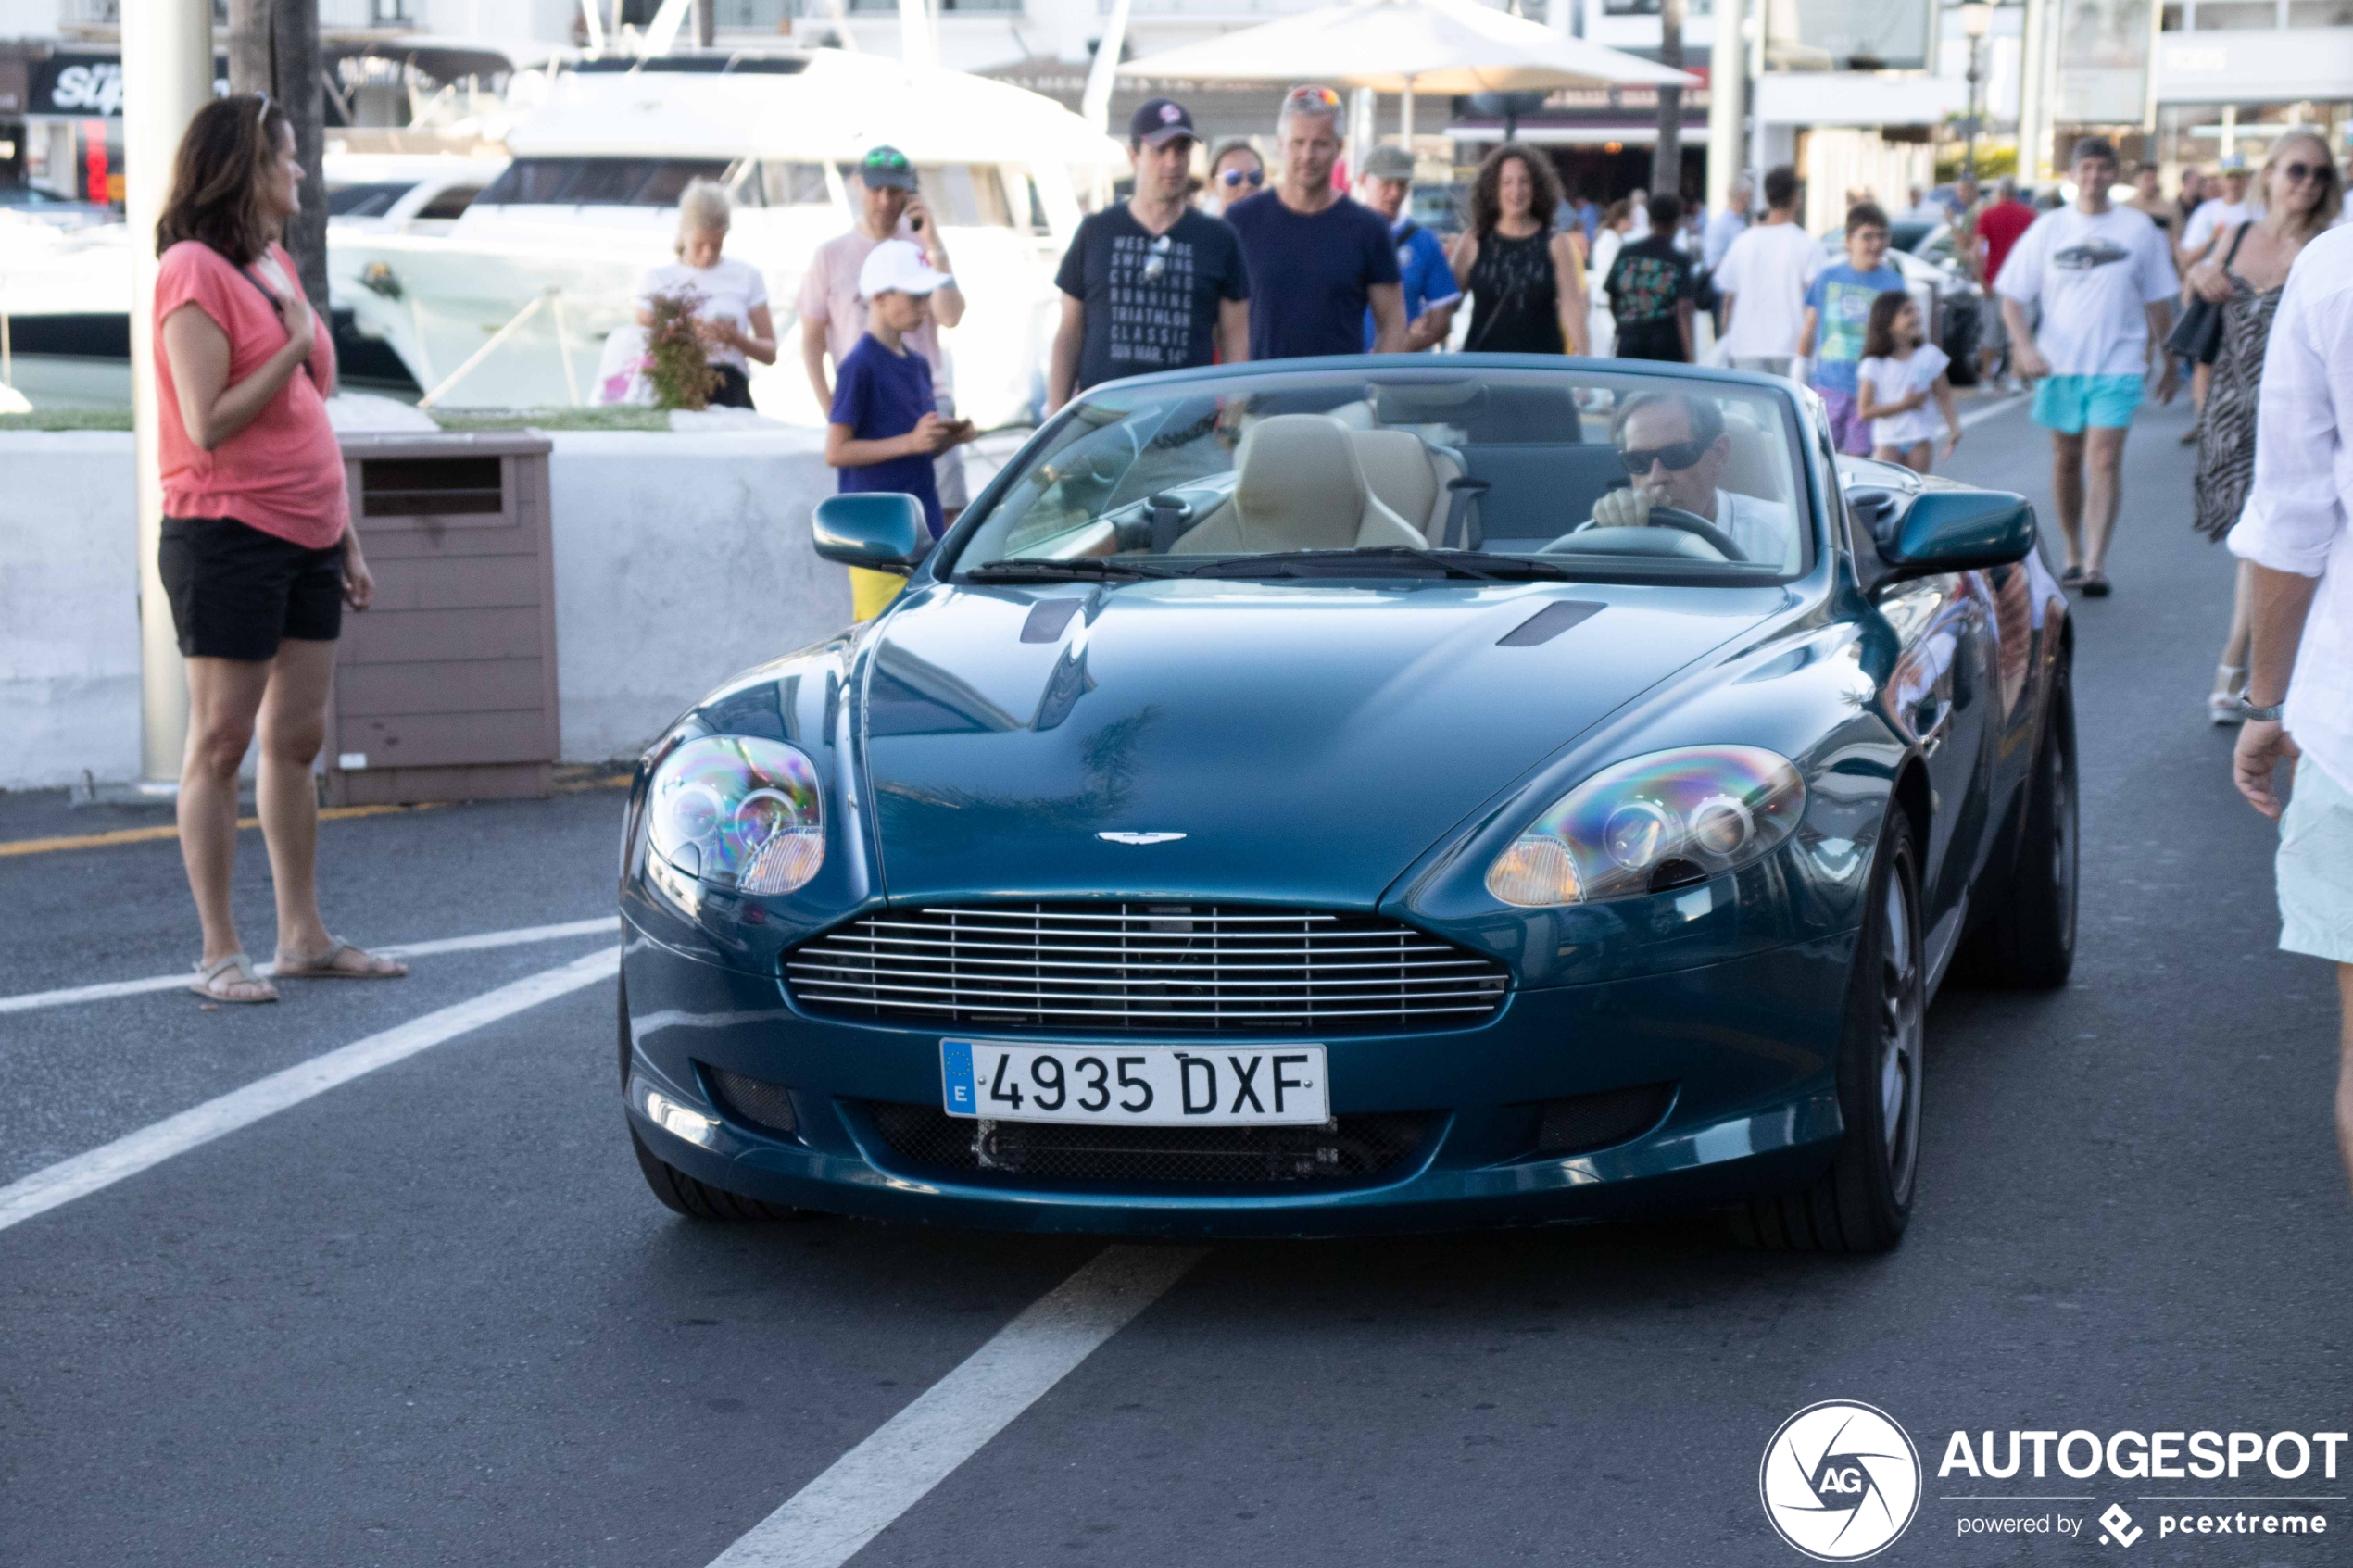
[2165,221,2249,366]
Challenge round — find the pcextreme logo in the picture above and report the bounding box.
[1760,1400,1924,1561]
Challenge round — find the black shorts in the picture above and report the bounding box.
[709,364,754,408]
[158,515,344,662]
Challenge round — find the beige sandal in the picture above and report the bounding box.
[272,936,408,981]
[191,953,279,1004]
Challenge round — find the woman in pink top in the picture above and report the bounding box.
[154,94,404,1003]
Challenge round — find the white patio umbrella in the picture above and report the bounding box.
[1116,0,1696,97]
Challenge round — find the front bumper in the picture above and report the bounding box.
[619,920,1858,1237]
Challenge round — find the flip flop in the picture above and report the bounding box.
[2081,572,2112,598]
[272,936,408,980]
[2059,565,2087,591]
[191,952,278,1004]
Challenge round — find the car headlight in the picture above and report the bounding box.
[647,734,824,896]
[1486,746,1806,907]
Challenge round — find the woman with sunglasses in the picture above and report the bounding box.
[150,93,404,1004]
[1202,139,1265,219]
[2189,131,2344,725]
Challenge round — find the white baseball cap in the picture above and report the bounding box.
[858,239,951,300]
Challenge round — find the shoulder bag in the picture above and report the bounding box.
[2164,221,2249,367]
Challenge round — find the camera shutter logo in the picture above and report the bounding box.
[1758,1400,1922,1561]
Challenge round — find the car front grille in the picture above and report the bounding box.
[862,1100,1433,1186]
[784,903,1509,1034]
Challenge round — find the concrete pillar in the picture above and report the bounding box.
[121,0,213,784]
[1705,0,1744,216]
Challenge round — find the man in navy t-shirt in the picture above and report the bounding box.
[825,240,975,540]
[1225,84,1405,360]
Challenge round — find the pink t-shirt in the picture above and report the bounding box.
[795,221,953,396]
[155,241,347,549]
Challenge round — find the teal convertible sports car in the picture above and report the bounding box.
[615,357,2074,1252]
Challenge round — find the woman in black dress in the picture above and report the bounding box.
[1450,143,1588,355]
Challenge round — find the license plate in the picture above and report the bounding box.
[939,1040,1329,1127]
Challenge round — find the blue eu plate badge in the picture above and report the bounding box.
[940,1040,977,1116]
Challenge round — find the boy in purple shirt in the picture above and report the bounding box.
[825,240,974,543]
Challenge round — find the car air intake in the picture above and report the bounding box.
[702,1064,799,1137]
[862,1101,1431,1186]
[785,903,1509,1034]
[1524,1082,1677,1158]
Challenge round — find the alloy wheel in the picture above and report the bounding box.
[1877,870,1924,1206]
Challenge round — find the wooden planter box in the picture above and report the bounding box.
[326,431,559,807]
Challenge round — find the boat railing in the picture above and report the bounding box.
[416,285,584,409]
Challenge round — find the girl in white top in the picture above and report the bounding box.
[633,179,777,409]
[1855,290,1961,473]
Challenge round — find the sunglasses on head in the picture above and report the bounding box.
[1285,86,1341,110]
[1219,167,1265,188]
[1619,437,1712,475]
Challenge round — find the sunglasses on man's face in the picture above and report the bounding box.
[1219,168,1265,189]
[1619,437,1712,476]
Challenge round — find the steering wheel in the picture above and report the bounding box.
[1571,505,1747,562]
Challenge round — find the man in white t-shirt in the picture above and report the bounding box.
[2181,157,2257,265]
[1712,165,1820,377]
[1996,135,2179,596]
[798,145,972,517]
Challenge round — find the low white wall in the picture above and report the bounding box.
[0,433,142,791]
[547,427,850,762]
[0,423,854,790]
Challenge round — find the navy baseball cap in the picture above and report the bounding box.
[1129,97,1197,148]
[858,145,916,191]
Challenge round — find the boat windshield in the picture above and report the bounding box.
[950,369,1815,584]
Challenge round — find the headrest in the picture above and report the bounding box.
[1350,430,1442,521]
[1234,415,1370,552]
[1718,418,1780,505]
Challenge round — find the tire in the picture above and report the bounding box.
[620,977,806,1222]
[1732,811,1925,1254]
[1957,669,2078,989]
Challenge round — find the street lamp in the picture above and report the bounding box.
[1960,1,1994,182]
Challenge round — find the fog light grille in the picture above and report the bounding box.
[862,1101,1430,1186]
[702,1064,799,1137]
[1527,1083,1675,1157]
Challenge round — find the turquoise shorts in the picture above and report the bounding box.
[2279,754,2353,966]
[2032,373,2143,433]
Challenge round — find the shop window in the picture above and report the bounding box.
[2286,0,2353,20]
[2192,0,2282,27]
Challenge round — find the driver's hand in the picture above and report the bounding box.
[1592,487,1653,530]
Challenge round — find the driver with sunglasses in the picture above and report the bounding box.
[1592,391,1792,564]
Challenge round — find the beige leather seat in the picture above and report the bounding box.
[1349,429,1465,542]
[1718,417,1782,501]
[1174,415,1426,553]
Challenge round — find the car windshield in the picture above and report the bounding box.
[950,368,1813,583]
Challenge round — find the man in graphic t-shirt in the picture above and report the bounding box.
[1997,135,2179,596]
[1225,84,1405,359]
[1048,98,1251,409]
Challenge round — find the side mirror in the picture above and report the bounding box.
[1868,489,2036,590]
[812,493,933,574]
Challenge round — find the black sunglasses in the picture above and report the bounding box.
[1619,438,1712,475]
[2280,161,2328,182]
[1219,168,1265,189]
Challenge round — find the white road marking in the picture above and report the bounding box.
[0,946,618,1234]
[707,1245,1206,1568]
[1958,392,2031,430]
[0,915,620,1016]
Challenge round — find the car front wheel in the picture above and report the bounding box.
[1733,810,1924,1253]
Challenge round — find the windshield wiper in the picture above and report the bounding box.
[964,557,1179,583]
[1173,547,1578,582]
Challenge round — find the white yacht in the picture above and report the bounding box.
[330,47,1123,426]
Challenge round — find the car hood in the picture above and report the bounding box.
[860,578,1788,905]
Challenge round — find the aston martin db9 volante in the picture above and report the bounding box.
[615,357,2073,1251]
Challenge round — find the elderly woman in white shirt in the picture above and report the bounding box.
[635,179,777,408]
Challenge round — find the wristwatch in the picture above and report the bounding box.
[2242,696,2285,722]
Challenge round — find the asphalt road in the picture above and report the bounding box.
[4,391,2347,1568]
